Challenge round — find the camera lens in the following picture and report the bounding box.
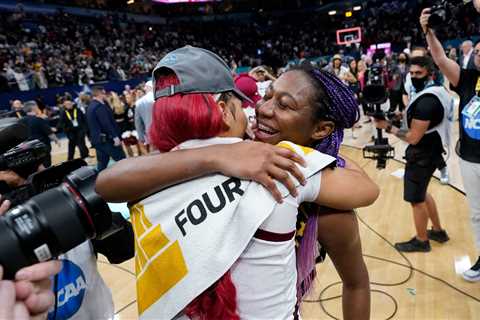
[363,85,388,105]
[0,167,112,279]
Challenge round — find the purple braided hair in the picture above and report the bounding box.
[310,68,360,167]
[295,67,360,301]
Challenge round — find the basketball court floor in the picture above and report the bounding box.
[50,112,479,319]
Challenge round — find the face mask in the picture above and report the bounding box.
[411,75,429,92]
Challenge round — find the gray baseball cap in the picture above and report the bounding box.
[152,46,252,103]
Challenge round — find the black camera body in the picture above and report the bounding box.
[428,1,448,28]
[361,62,395,169]
[0,166,114,279]
[0,118,133,279]
[1,158,89,207]
[363,63,388,105]
[0,139,49,179]
[427,0,472,29]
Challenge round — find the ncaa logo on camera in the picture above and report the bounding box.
[48,260,87,320]
[463,113,480,140]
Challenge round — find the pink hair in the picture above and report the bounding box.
[150,72,239,319]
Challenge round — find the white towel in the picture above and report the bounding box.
[130,138,335,320]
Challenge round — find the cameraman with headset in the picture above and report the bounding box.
[421,6,480,281]
[375,56,452,253]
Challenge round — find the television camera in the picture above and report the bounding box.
[362,62,395,169]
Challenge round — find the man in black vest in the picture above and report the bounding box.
[58,95,90,160]
[375,56,451,253]
[421,8,480,281]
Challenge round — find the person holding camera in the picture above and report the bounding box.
[0,160,133,319]
[86,86,125,171]
[0,198,62,320]
[420,7,480,280]
[58,96,90,161]
[402,46,450,184]
[375,56,452,252]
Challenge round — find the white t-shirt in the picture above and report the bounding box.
[47,241,114,320]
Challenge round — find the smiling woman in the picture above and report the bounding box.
[250,66,372,318]
[253,71,322,145]
[96,48,377,320]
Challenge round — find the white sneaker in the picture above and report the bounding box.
[462,257,480,282]
[440,167,449,185]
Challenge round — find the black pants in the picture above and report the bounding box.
[403,147,442,203]
[67,130,89,160]
[95,142,126,171]
[44,145,52,168]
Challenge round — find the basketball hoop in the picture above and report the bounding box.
[336,27,362,46]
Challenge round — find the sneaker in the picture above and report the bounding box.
[394,237,431,252]
[462,256,480,282]
[427,228,450,243]
[440,167,449,185]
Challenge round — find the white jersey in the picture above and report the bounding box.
[131,138,333,320]
[47,241,114,320]
[231,142,322,320]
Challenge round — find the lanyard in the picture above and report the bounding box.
[66,109,77,121]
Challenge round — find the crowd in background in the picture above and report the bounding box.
[3,0,480,165]
[1,0,479,92]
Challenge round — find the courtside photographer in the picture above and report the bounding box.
[374,55,453,252]
[0,117,134,319]
[420,3,480,280]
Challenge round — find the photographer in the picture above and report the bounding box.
[0,167,115,320]
[402,46,450,184]
[375,56,451,252]
[0,170,134,319]
[1,117,134,319]
[421,7,480,280]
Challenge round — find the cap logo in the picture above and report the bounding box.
[162,54,177,66]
